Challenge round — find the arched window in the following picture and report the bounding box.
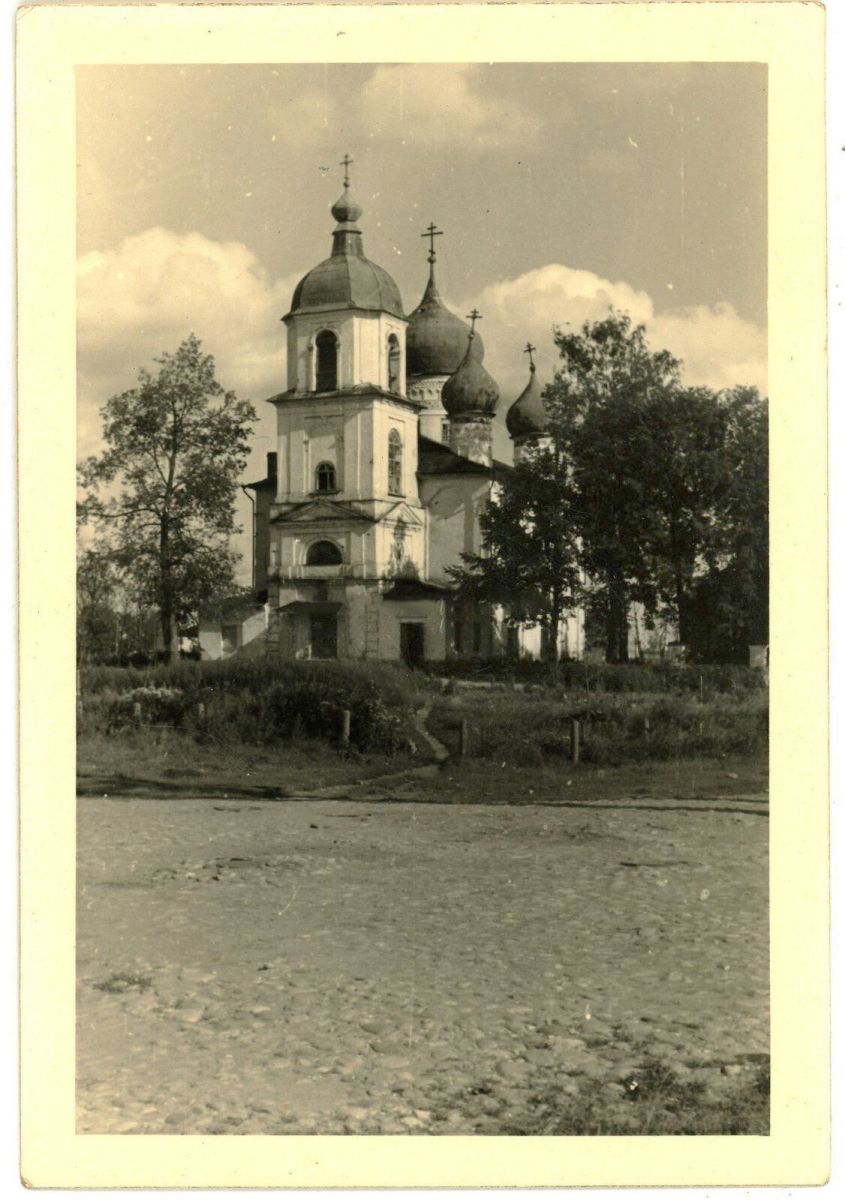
[387,333,401,392]
[388,428,403,495]
[315,461,336,493]
[306,540,343,566]
[315,330,338,391]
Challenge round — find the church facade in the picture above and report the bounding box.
[236,164,585,666]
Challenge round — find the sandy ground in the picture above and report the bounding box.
[77,795,768,1134]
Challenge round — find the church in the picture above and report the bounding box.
[201,161,585,665]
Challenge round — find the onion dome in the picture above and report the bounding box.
[442,315,499,418]
[407,269,484,376]
[506,352,550,438]
[288,158,404,320]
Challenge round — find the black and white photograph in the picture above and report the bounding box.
[70,55,776,1141]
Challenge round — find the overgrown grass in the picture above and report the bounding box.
[78,659,432,755]
[496,1058,770,1135]
[428,690,768,766]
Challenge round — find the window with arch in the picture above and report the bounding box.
[387,428,403,496]
[315,330,338,391]
[387,333,401,392]
[315,461,337,493]
[305,540,343,567]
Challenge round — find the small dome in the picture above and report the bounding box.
[330,186,363,225]
[442,337,499,418]
[506,364,550,438]
[407,272,484,376]
[288,179,404,320]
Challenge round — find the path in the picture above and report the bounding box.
[77,791,768,1135]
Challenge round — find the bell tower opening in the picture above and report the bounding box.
[315,330,338,391]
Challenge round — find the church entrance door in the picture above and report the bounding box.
[400,622,425,667]
[310,613,338,659]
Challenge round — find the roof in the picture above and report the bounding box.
[382,578,452,601]
[506,365,550,438]
[442,341,500,417]
[417,433,511,477]
[287,185,404,320]
[406,268,484,377]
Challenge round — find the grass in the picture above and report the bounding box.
[428,689,768,767]
[494,1058,770,1135]
[76,727,412,799]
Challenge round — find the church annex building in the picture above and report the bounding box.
[199,161,584,665]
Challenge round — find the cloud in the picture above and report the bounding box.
[461,264,767,412]
[649,303,768,395]
[360,64,540,150]
[77,228,298,462]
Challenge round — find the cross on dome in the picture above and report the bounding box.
[466,309,483,338]
[524,342,537,372]
[340,153,354,188]
[421,222,443,264]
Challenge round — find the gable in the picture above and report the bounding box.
[271,499,374,525]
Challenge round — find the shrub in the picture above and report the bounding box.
[79,659,423,755]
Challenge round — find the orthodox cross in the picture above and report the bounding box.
[340,154,354,187]
[466,308,482,338]
[524,342,537,371]
[421,222,443,264]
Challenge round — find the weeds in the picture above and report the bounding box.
[497,1059,770,1136]
[428,690,767,766]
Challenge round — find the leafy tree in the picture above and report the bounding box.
[450,445,582,662]
[544,311,682,661]
[76,546,120,664]
[683,387,768,661]
[78,335,256,657]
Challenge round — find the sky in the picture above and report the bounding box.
[77,61,767,578]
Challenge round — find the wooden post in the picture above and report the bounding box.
[570,718,581,764]
[340,709,351,748]
[198,702,206,722]
[459,718,469,758]
[133,701,142,727]
[644,716,651,743]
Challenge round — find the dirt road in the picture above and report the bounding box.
[77,796,768,1134]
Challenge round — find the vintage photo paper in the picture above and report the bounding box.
[18,1,828,1188]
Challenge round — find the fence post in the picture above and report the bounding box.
[644,716,651,745]
[133,701,142,728]
[570,718,581,765]
[198,702,205,722]
[459,718,469,758]
[340,709,351,748]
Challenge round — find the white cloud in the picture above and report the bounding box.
[461,263,767,412]
[360,64,541,150]
[77,228,297,463]
[649,302,768,395]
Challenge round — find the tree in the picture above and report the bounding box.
[683,386,768,661]
[544,311,682,661]
[78,335,257,657]
[450,445,582,662]
[76,545,120,664]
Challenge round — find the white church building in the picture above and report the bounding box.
[203,162,585,665]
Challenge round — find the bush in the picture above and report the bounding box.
[78,658,426,755]
[428,690,768,766]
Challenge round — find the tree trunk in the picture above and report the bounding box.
[605,580,629,663]
[159,516,174,661]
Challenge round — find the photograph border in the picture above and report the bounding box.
[18,2,828,1188]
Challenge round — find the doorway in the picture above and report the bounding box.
[309,613,338,659]
[400,622,425,667]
